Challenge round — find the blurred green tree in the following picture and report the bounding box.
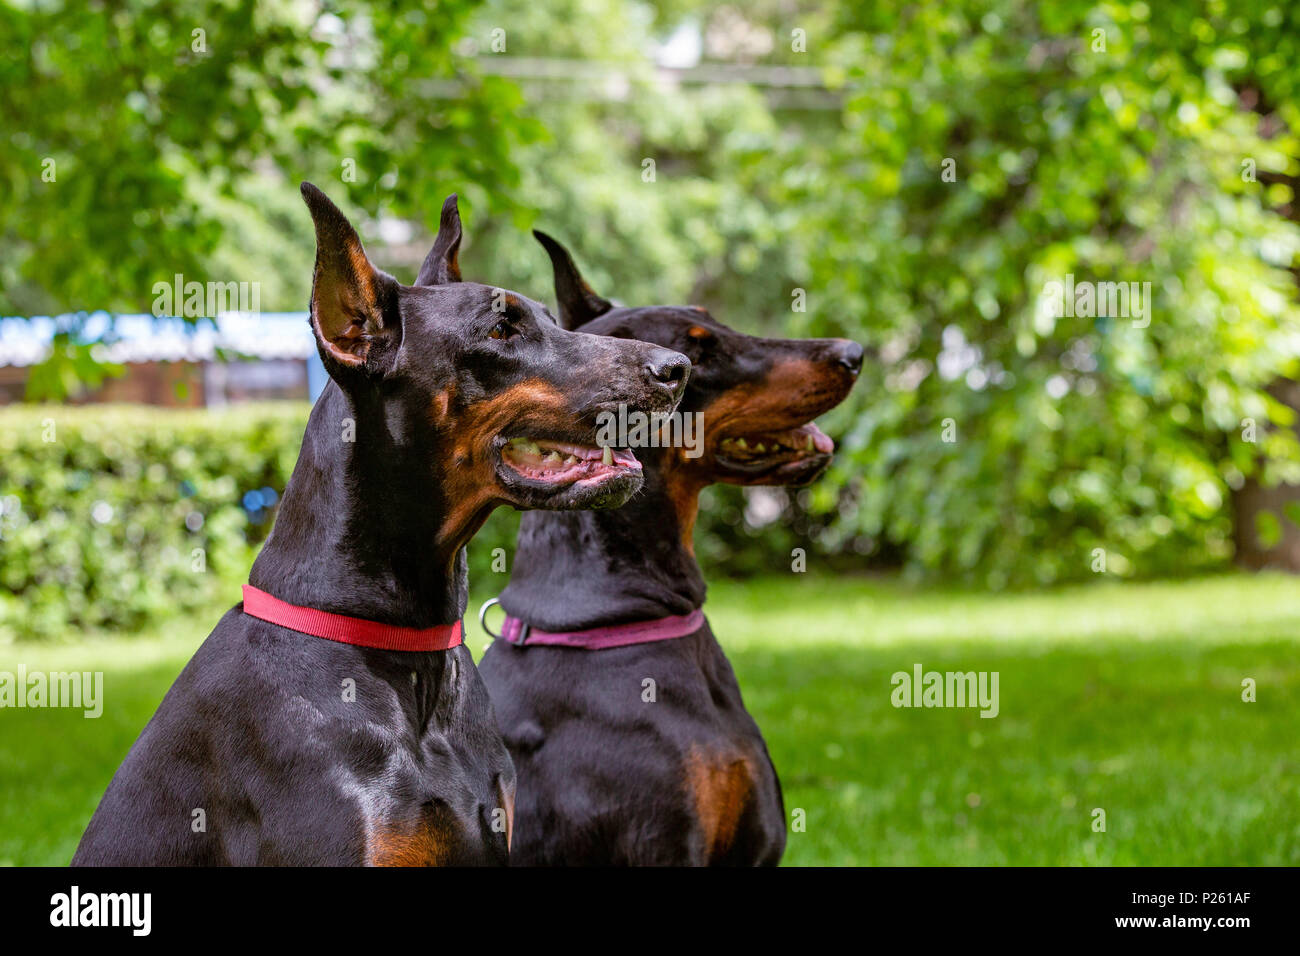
[799,1,1300,584]
[6,0,1300,587]
[457,0,1300,585]
[0,0,540,392]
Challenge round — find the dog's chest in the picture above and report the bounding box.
[332,666,510,866]
[330,724,500,866]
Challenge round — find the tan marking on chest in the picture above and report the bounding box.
[684,745,756,861]
[367,808,451,867]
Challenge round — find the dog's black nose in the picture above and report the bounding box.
[646,349,690,401]
[837,340,865,375]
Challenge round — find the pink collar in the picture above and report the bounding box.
[242,584,464,652]
[496,607,704,650]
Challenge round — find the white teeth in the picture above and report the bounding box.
[602,445,613,465]
[754,443,765,452]
[543,451,561,462]
[807,434,815,451]
[564,455,578,465]
[735,438,747,449]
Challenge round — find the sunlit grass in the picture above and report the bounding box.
[3,572,1297,865]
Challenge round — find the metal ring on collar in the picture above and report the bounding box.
[478,597,504,641]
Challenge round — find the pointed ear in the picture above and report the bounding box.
[415,194,463,286]
[300,182,397,371]
[533,230,613,330]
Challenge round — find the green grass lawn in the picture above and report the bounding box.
[3,572,1298,866]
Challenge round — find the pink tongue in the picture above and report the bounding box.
[804,423,834,454]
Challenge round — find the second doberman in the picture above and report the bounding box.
[480,232,863,865]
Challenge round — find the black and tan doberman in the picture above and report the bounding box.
[72,188,688,866]
[479,232,862,865]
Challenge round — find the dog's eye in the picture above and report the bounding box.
[488,320,514,341]
[683,325,714,354]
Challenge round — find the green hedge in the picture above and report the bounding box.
[0,404,852,642]
[0,405,309,641]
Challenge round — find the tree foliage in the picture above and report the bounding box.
[5,0,1300,586]
[0,0,540,319]
[801,2,1300,584]
[458,1,1300,585]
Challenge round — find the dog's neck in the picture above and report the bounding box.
[501,451,707,631]
[250,382,484,627]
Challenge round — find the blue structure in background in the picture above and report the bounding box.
[0,311,331,403]
[306,349,327,402]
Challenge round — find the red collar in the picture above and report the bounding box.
[241,585,464,652]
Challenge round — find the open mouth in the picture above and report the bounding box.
[501,437,642,486]
[715,422,834,473]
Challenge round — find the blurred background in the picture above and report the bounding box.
[2,0,1299,865]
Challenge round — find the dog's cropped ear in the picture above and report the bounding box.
[301,182,398,372]
[415,194,464,286]
[533,230,613,330]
